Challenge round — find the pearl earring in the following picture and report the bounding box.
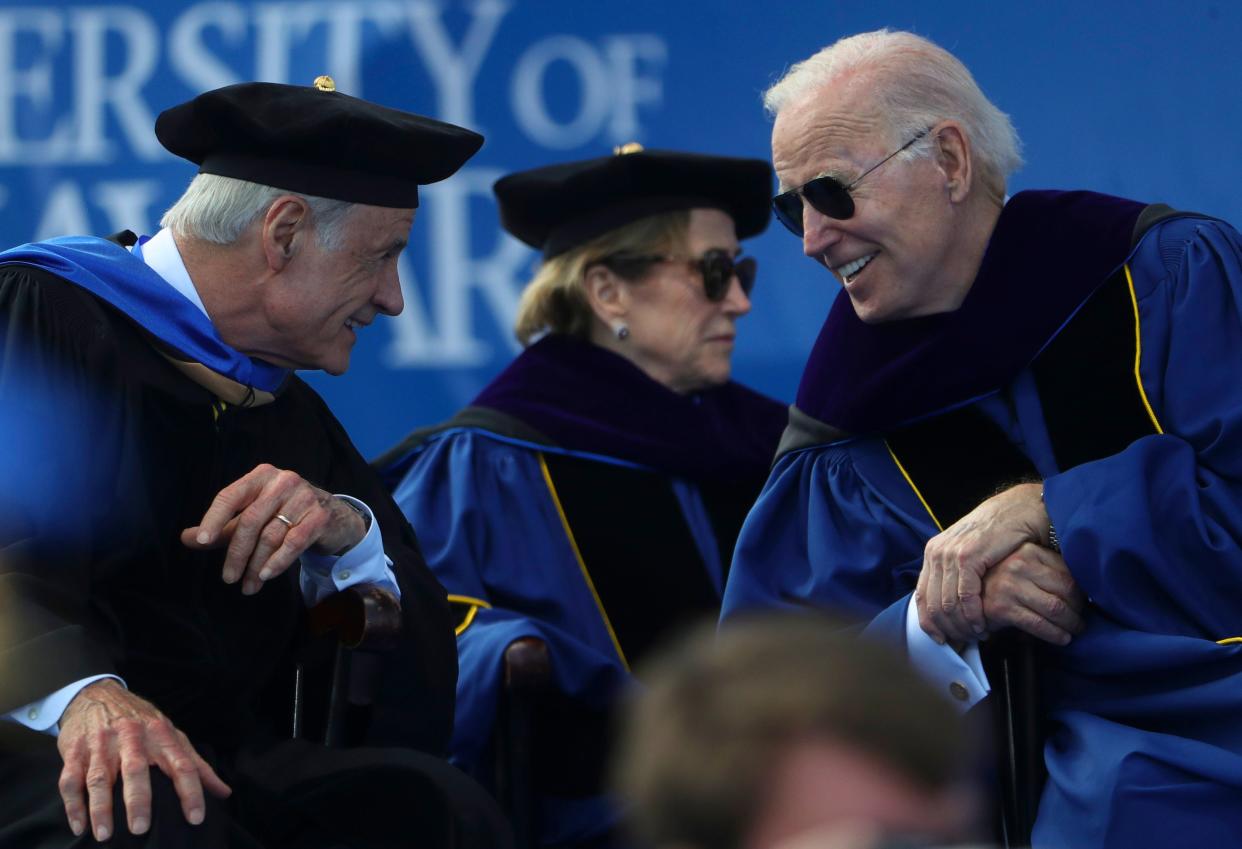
[613,322,630,341]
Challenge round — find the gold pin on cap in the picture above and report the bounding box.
[613,142,644,155]
[313,75,336,92]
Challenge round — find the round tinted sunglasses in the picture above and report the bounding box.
[602,249,757,302]
[771,128,931,236]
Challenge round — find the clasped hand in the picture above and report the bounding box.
[916,482,1087,646]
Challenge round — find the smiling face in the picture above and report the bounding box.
[771,79,977,324]
[258,204,413,374]
[610,207,751,394]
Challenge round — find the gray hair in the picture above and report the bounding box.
[160,173,358,251]
[764,29,1023,187]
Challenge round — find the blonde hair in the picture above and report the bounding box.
[764,29,1023,189]
[513,210,690,346]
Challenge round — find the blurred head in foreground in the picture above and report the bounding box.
[613,614,982,849]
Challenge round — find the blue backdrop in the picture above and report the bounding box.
[2,0,1239,457]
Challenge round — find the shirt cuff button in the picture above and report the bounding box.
[949,681,970,701]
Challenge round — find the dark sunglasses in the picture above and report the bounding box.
[602,249,757,302]
[772,128,931,236]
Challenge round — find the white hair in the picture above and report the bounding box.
[764,29,1023,186]
[160,173,358,251]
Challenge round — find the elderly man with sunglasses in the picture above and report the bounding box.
[720,29,1242,849]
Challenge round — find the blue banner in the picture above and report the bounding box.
[2,0,1240,457]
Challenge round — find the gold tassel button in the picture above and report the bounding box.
[313,75,337,92]
[613,142,644,155]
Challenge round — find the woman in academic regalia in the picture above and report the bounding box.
[376,146,786,847]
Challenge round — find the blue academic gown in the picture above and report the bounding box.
[390,430,632,844]
[722,195,1242,848]
[381,334,786,846]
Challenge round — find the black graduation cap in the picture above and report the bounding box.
[155,76,484,209]
[494,144,773,258]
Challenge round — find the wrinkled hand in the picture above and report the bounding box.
[181,463,367,595]
[916,482,1049,644]
[982,542,1087,645]
[56,679,231,842]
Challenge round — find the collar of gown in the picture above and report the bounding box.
[0,235,289,404]
[471,333,787,482]
[793,189,1147,435]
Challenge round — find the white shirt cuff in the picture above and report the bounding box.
[299,495,400,606]
[4,674,125,736]
[905,596,990,712]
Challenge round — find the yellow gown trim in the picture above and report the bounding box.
[885,440,945,531]
[1125,264,1165,434]
[886,265,1161,534]
[447,594,492,637]
[538,452,630,671]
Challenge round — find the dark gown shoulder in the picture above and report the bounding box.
[0,265,456,755]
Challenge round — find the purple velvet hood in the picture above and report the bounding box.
[472,334,786,482]
[795,190,1147,434]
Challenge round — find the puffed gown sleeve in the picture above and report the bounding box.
[1045,217,1242,638]
[720,434,937,623]
[1033,216,1242,848]
[386,429,632,839]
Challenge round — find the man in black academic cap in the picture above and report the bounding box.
[0,78,512,848]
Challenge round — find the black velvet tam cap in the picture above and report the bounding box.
[155,77,484,209]
[494,145,773,258]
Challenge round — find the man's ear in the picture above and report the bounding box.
[933,122,973,203]
[583,263,630,324]
[261,196,311,271]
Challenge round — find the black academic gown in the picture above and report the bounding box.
[0,261,506,848]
